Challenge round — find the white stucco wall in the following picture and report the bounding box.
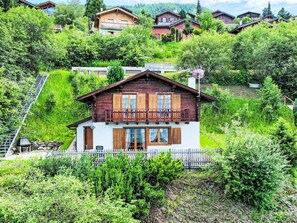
[76,121,200,152]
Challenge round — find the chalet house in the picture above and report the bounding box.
[37,1,56,15]
[152,18,200,40]
[212,10,235,24]
[187,13,197,21]
[230,17,289,34]
[155,11,181,25]
[68,70,216,152]
[237,11,260,20]
[94,7,138,35]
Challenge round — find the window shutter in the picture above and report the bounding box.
[137,94,146,121]
[149,94,158,119]
[171,128,181,144]
[172,94,181,120]
[113,94,122,121]
[113,128,125,150]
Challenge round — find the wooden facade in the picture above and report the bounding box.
[155,11,181,25]
[212,10,235,24]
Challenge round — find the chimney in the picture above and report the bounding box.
[239,19,243,25]
[188,77,196,89]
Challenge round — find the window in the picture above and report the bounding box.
[107,19,114,23]
[122,94,136,118]
[158,94,171,117]
[121,20,128,24]
[149,128,169,144]
[162,17,167,23]
[126,128,145,151]
[170,17,175,21]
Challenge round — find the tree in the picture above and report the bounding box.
[233,16,252,25]
[259,76,282,121]
[0,0,17,11]
[198,10,226,33]
[84,0,105,21]
[278,7,291,19]
[107,63,124,84]
[179,9,186,19]
[196,0,202,15]
[262,1,274,18]
[182,20,193,37]
[294,99,297,126]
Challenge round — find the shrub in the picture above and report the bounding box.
[259,76,282,121]
[271,118,297,166]
[204,84,231,112]
[45,92,56,112]
[202,70,248,86]
[107,63,125,84]
[293,99,297,126]
[221,132,287,210]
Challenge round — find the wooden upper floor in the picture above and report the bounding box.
[155,11,181,25]
[95,7,138,31]
[76,70,216,124]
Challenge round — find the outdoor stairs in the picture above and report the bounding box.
[283,96,294,111]
[0,74,49,158]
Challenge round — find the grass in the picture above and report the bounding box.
[20,70,107,150]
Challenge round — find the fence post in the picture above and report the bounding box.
[188,148,191,169]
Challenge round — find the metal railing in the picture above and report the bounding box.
[50,149,221,169]
[104,109,192,123]
[0,74,49,157]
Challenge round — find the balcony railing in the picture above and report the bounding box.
[105,109,191,123]
[99,22,131,30]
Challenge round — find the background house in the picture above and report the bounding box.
[212,10,235,24]
[237,11,260,20]
[37,1,56,15]
[94,7,138,35]
[68,70,215,152]
[155,11,181,25]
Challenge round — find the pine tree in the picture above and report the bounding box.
[196,0,202,15]
[262,1,274,18]
[278,7,292,19]
[179,9,186,19]
[85,0,106,21]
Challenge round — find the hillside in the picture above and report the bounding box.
[147,170,297,223]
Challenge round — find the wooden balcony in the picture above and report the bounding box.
[104,109,191,123]
[99,22,131,30]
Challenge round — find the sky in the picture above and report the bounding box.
[32,0,297,15]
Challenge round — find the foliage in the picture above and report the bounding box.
[107,63,125,84]
[233,21,297,98]
[271,118,297,166]
[182,20,194,37]
[0,169,137,223]
[86,59,122,67]
[258,77,282,121]
[204,84,231,112]
[233,17,252,25]
[45,92,56,112]
[197,10,226,33]
[278,7,292,19]
[179,9,186,19]
[177,31,234,73]
[0,0,16,11]
[221,130,287,210]
[202,70,248,86]
[21,70,107,150]
[54,0,86,30]
[262,1,274,18]
[293,99,297,126]
[36,152,182,219]
[85,0,105,21]
[196,0,202,15]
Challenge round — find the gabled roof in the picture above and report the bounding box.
[212,10,222,14]
[237,11,260,18]
[156,11,181,18]
[67,116,92,128]
[37,1,56,7]
[230,17,289,34]
[96,6,138,19]
[19,0,38,8]
[76,70,216,103]
[213,11,235,19]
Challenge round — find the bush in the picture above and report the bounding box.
[202,70,248,86]
[293,99,297,126]
[45,92,56,112]
[259,76,282,121]
[107,64,125,84]
[271,118,297,166]
[221,132,287,210]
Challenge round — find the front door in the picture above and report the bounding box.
[84,127,93,150]
[125,128,145,151]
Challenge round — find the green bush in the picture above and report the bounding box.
[45,92,56,112]
[202,70,248,86]
[221,132,287,210]
[271,118,297,166]
[107,64,125,84]
[259,76,282,122]
[294,99,297,126]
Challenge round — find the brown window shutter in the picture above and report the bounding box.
[113,93,122,121]
[113,128,125,150]
[172,94,181,120]
[149,94,158,119]
[137,94,146,121]
[171,128,181,144]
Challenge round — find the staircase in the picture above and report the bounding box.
[0,74,49,158]
[283,96,294,111]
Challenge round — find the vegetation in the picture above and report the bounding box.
[85,0,105,21]
[233,16,252,25]
[107,63,125,84]
[294,99,297,126]
[262,1,274,18]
